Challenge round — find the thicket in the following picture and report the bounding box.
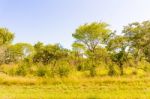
[0,21,150,77]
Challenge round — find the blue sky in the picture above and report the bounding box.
[0,0,150,49]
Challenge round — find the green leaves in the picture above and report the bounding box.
[0,28,14,45]
[33,43,68,65]
[72,22,111,55]
[107,35,127,52]
[123,21,150,63]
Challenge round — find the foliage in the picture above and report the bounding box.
[33,43,68,65]
[0,28,14,45]
[36,66,47,77]
[57,65,70,77]
[0,21,150,77]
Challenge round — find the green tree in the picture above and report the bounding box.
[0,28,14,64]
[107,35,128,75]
[123,21,150,65]
[72,22,112,76]
[33,43,68,65]
[71,42,85,70]
[0,28,14,45]
[72,22,111,53]
[6,43,34,63]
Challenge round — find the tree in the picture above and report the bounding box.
[72,22,111,53]
[72,22,112,76]
[6,43,34,63]
[123,21,150,65]
[0,28,14,45]
[70,42,84,69]
[33,43,68,65]
[107,35,128,75]
[144,44,150,62]
[34,42,44,52]
[0,28,14,64]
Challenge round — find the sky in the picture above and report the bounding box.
[0,0,150,49]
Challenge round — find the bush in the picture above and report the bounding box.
[0,64,16,76]
[108,64,116,76]
[57,65,70,77]
[8,68,16,76]
[89,65,96,77]
[36,67,47,77]
[15,64,27,76]
[14,60,34,76]
[77,64,86,71]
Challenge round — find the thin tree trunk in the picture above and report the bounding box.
[119,63,123,75]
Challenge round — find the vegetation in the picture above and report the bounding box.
[0,74,149,98]
[1,21,150,98]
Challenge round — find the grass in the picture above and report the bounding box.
[0,73,150,98]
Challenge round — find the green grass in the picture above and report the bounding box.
[0,74,150,98]
[0,82,149,99]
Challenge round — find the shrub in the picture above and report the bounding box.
[0,64,16,76]
[108,64,116,76]
[77,64,86,71]
[15,64,27,76]
[57,65,70,77]
[8,68,16,76]
[89,65,96,77]
[15,61,32,76]
[36,67,47,77]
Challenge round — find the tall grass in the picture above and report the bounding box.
[0,74,149,98]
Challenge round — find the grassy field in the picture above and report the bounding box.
[0,73,150,99]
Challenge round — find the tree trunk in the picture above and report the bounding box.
[119,63,123,75]
[134,48,142,67]
[134,56,139,67]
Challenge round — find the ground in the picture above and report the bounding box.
[0,75,150,99]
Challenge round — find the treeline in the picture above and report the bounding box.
[1,20,150,77]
